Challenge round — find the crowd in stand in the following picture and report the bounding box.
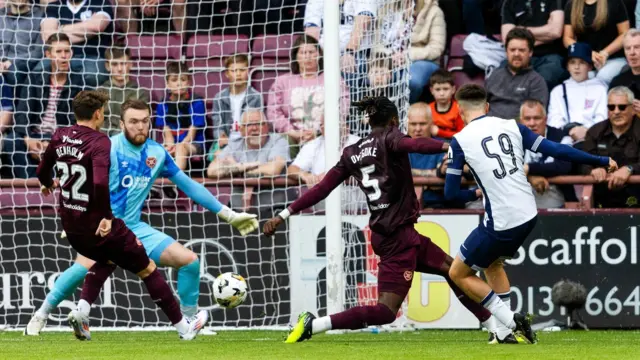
[1,0,640,211]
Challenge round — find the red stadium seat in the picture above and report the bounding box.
[250,33,300,68]
[446,35,485,88]
[185,35,251,69]
[448,34,467,59]
[126,34,183,70]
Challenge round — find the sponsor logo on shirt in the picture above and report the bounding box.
[121,175,151,189]
[62,135,83,145]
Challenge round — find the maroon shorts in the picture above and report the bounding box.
[372,224,448,298]
[65,218,150,274]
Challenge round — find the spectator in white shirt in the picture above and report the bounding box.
[547,42,608,144]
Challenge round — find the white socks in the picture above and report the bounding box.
[481,316,497,333]
[311,316,332,334]
[77,299,91,316]
[175,317,189,333]
[482,291,515,332]
[495,292,513,339]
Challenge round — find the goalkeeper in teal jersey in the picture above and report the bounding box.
[25,99,258,337]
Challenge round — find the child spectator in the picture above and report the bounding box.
[547,42,608,145]
[156,61,206,171]
[428,70,464,140]
[210,53,263,160]
[98,46,149,136]
[367,55,397,101]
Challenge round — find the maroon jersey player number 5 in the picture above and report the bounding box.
[264,97,496,344]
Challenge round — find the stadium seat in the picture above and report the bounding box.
[185,35,251,69]
[250,33,300,68]
[446,35,486,88]
[126,34,183,70]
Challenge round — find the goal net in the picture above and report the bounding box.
[0,0,413,330]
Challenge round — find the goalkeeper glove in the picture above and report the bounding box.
[217,206,259,236]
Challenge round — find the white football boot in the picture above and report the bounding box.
[179,310,209,340]
[68,310,91,341]
[24,313,48,336]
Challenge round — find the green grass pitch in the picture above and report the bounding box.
[3,330,639,360]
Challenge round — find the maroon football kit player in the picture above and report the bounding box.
[263,97,494,343]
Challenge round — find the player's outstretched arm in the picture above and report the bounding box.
[443,138,481,202]
[518,124,616,170]
[263,164,349,236]
[169,171,258,236]
[395,137,449,154]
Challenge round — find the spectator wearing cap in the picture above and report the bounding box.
[582,86,640,208]
[547,42,608,145]
[501,0,567,90]
[610,29,640,116]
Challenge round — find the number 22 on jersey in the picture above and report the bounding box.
[56,161,89,201]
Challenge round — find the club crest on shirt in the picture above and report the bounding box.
[404,271,413,281]
[146,156,157,168]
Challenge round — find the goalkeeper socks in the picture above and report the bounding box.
[143,269,183,325]
[481,291,515,330]
[80,263,117,306]
[445,277,492,322]
[312,316,332,334]
[36,262,88,317]
[177,259,200,318]
[495,292,513,339]
[329,304,396,330]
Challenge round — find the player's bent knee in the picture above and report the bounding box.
[75,254,96,269]
[180,256,199,273]
[137,260,157,279]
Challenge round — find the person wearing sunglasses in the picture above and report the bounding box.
[582,86,640,207]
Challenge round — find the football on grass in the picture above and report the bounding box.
[213,272,248,309]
